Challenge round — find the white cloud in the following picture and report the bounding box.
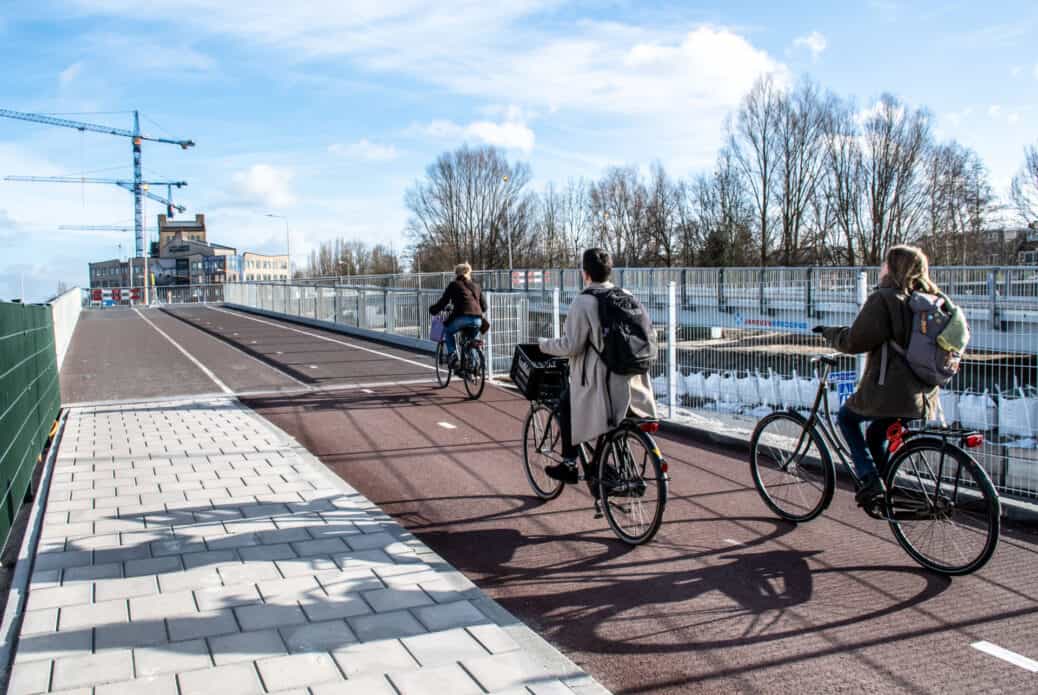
[1034,63,1038,79]
[1008,112,1021,125]
[416,117,536,153]
[59,62,83,85]
[988,104,1002,118]
[328,139,399,161]
[230,164,296,208]
[792,31,827,59]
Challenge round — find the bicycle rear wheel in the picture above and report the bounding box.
[522,403,565,500]
[599,425,667,545]
[885,439,1000,576]
[750,411,834,522]
[463,346,486,399]
[435,341,451,388]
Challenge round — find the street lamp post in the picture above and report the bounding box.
[266,213,291,282]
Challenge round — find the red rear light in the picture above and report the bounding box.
[964,433,984,448]
[639,421,660,433]
[661,461,668,473]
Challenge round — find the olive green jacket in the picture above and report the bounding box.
[822,287,939,420]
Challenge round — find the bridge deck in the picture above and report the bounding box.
[43,305,1038,694]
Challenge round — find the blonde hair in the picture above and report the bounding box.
[884,245,939,295]
[454,262,472,278]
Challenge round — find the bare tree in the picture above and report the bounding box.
[645,162,682,266]
[588,166,648,265]
[695,147,756,267]
[776,80,830,265]
[405,145,532,270]
[731,74,783,265]
[922,141,994,264]
[1011,143,1038,224]
[821,98,865,265]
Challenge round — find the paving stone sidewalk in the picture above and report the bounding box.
[5,397,609,695]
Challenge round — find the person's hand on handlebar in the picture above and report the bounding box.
[811,325,826,335]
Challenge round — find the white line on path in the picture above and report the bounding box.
[133,308,234,395]
[971,641,1038,672]
[723,539,742,546]
[207,306,436,372]
[437,422,457,430]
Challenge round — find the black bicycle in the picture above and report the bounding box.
[515,349,668,545]
[749,354,1000,576]
[435,326,487,399]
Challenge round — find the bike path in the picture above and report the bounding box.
[244,380,1038,695]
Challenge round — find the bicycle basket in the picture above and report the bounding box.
[511,344,566,400]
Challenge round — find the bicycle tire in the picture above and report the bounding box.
[522,404,566,500]
[750,410,834,522]
[599,425,668,545]
[435,341,451,388]
[885,438,1000,576]
[464,346,486,399]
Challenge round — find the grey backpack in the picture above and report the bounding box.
[880,292,967,388]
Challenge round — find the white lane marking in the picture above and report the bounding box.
[437,422,457,430]
[309,365,319,369]
[723,539,742,546]
[971,641,1038,672]
[133,308,233,395]
[208,306,435,372]
[233,377,432,399]
[164,309,309,389]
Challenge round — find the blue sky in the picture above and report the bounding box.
[1,0,1036,301]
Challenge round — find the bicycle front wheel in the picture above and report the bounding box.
[599,425,667,545]
[463,347,486,399]
[750,411,834,522]
[885,439,1000,576]
[435,341,451,388]
[522,404,565,500]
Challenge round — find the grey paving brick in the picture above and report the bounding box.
[51,649,133,690]
[291,537,348,557]
[466,624,521,654]
[257,575,321,603]
[207,533,261,551]
[124,555,182,577]
[63,562,123,583]
[311,675,398,695]
[134,638,210,677]
[402,628,489,666]
[218,561,280,585]
[209,628,287,665]
[279,619,356,653]
[95,619,168,650]
[93,544,151,565]
[157,567,222,593]
[362,586,433,613]
[167,607,240,642]
[94,673,178,695]
[234,603,308,632]
[348,609,426,642]
[331,548,394,571]
[238,543,297,562]
[7,659,52,695]
[129,589,197,621]
[94,575,158,602]
[344,531,395,551]
[388,663,483,695]
[412,600,489,632]
[194,583,262,612]
[179,662,264,695]
[182,549,238,569]
[26,584,92,611]
[460,652,554,693]
[30,568,62,586]
[34,549,92,572]
[14,629,93,663]
[259,527,312,545]
[275,555,338,577]
[256,652,344,691]
[59,598,128,630]
[20,608,59,635]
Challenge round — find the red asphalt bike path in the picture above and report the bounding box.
[63,305,1038,693]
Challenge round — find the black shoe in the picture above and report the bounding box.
[855,474,885,508]
[545,459,579,484]
[448,353,460,369]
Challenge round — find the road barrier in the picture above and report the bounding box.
[0,300,61,550]
[229,266,1038,502]
[50,287,83,370]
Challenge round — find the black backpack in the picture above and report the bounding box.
[583,287,658,376]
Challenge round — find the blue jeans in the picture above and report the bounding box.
[444,316,482,356]
[836,404,896,482]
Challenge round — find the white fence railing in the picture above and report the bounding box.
[226,275,1038,502]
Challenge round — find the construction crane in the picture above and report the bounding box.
[5,176,187,215]
[0,108,194,257]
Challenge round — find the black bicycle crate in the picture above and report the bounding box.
[511,344,566,400]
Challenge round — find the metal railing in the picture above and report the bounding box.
[229,265,1038,501]
[83,284,226,307]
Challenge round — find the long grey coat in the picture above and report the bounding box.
[538,282,658,443]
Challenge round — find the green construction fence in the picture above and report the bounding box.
[0,300,61,551]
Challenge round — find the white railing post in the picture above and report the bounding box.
[855,272,868,381]
[486,292,494,380]
[552,287,561,339]
[667,280,677,419]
